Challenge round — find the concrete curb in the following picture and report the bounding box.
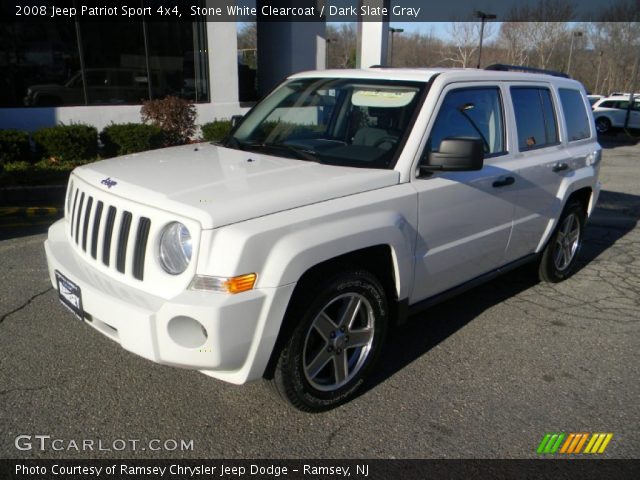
[0,185,66,206]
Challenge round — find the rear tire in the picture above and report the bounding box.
[595,117,611,134]
[269,269,388,412]
[538,201,586,283]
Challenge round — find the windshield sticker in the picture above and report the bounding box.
[352,89,417,108]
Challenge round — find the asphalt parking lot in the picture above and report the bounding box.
[1,140,639,460]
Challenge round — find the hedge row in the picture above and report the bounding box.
[0,130,30,168]
[100,123,164,157]
[201,120,232,142]
[1,125,98,165]
[0,119,235,170]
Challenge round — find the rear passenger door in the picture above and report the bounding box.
[503,84,568,262]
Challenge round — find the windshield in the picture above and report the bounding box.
[226,77,426,169]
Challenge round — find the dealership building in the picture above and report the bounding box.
[0,0,393,132]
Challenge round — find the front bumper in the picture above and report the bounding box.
[44,219,295,384]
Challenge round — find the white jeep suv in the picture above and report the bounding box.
[45,67,601,411]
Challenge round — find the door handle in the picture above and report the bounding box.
[492,176,515,188]
[552,162,569,172]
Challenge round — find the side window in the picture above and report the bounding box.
[559,88,591,141]
[428,87,505,156]
[511,87,559,151]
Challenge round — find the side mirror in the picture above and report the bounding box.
[419,138,484,174]
[230,115,244,128]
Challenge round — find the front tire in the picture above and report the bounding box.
[538,201,586,283]
[269,269,388,412]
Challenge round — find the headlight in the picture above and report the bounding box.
[159,222,192,274]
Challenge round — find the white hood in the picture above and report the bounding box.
[73,142,399,229]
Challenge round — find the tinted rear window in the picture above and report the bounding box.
[559,89,590,141]
[511,87,559,151]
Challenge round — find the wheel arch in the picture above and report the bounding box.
[566,186,593,215]
[537,185,593,253]
[262,244,400,380]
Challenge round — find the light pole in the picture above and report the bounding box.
[567,31,583,76]
[389,27,404,66]
[475,11,496,69]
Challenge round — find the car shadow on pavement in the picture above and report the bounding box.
[0,223,54,241]
[579,189,640,270]
[361,266,539,398]
[360,188,640,398]
[598,132,640,148]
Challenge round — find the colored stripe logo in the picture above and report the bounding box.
[537,433,613,454]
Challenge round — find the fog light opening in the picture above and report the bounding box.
[167,316,208,349]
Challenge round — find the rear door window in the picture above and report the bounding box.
[559,88,591,141]
[511,87,559,151]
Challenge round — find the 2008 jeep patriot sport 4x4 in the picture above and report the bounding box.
[45,67,601,411]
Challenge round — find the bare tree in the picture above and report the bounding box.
[588,22,640,94]
[499,0,574,69]
[237,22,257,50]
[441,22,495,68]
[326,23,357,68]
[391,28,445,67]
[237,22,257,68]
[498,22,529,66]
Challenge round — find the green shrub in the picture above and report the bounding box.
[2,160,31,172]
[100,123,164,157]
[140,96,196,146]
[0,130,31,167]
[201,120,232,142]
[0,158,89,187]
[33,124,97,163]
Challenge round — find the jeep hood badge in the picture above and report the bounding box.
[101,177,117,188]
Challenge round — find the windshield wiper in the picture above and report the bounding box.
[242,142,320,162]
[220,136,244,150]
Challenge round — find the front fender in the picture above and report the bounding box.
[260,211,415,299]
[197,185,418,300]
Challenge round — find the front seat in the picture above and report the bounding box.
[352,127,389,146]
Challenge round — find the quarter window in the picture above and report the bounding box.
[511,87,559,150]
[428,87,505,156]
[559,89,591,141]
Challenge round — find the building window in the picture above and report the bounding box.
[1,12,209,108]
[1,22,81,107]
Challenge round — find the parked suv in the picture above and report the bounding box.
[45,67,601,411]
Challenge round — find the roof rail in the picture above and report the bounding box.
[485,64,570,78]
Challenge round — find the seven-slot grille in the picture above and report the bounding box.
[69,186,151,281]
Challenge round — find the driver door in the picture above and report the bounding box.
[411,84,519,303]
